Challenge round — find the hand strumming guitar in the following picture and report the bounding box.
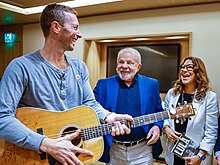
[40,130,93,165]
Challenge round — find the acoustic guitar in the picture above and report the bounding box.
[0,104,194,165]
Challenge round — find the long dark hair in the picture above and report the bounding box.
[173,56,210,100]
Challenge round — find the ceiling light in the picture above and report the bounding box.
[0,0,122,15]
[130,38,150,41]
[99,39,118,42]
[0,2,25,14]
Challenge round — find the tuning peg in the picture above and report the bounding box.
[170,107,176,114]
[184,101,187,104]
[175,119,179,124]
[181,118,187,124]
[177,102,181,106]
[180,119,183,124]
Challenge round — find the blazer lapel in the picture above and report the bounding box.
[110,77,119,112]
[139,75,148,115]
[186,98,203,130]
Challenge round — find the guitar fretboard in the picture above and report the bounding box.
[81,123,113,140]
[81,111,169,140]
[131,111,169,128]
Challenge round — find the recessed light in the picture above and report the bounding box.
[0,0,122,15]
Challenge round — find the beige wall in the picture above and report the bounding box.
[23,3,220,101]
[23,23,83,60]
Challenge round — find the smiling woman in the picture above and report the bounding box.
[163,56,219,165]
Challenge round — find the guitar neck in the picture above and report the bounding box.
[131,111,169,128]
[81,111,169,140]
[81,123,114,140]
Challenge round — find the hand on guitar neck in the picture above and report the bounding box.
[105,112,133,136]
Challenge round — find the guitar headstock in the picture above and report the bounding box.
[169,103,195,122]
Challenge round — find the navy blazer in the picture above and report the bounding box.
[93,74,164,163]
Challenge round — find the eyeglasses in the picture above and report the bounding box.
[179,64,194,71]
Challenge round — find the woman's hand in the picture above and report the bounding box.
[183,155,201,165]
[217,156,220,165]
[163,125,181,143]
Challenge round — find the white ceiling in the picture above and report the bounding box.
[1,0,220,25]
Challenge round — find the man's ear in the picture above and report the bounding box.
[137,64,142,71]
[51,21,60,34]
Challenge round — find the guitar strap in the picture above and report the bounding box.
[37,128,46,160]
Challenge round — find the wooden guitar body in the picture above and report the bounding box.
[0,106,103,165]
[0,103,195,165]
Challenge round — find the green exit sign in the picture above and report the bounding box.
[4,33,16,43]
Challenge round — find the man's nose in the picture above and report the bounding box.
[76,29,82,38]
[121,63,128,68]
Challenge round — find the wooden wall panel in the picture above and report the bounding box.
[0,24,23,78]
[84,32,191,89]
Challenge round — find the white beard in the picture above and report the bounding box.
[117,68,138,81]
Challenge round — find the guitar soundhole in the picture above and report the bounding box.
[61,126,82,157]
[48,126,83,164]
[61,126,81,146]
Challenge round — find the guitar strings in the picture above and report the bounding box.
[46,129,79,138]
[45,122,116,139]
[38,108,192,142]
[44,115,165,139]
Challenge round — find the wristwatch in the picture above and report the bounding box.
[197,152,206,161]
